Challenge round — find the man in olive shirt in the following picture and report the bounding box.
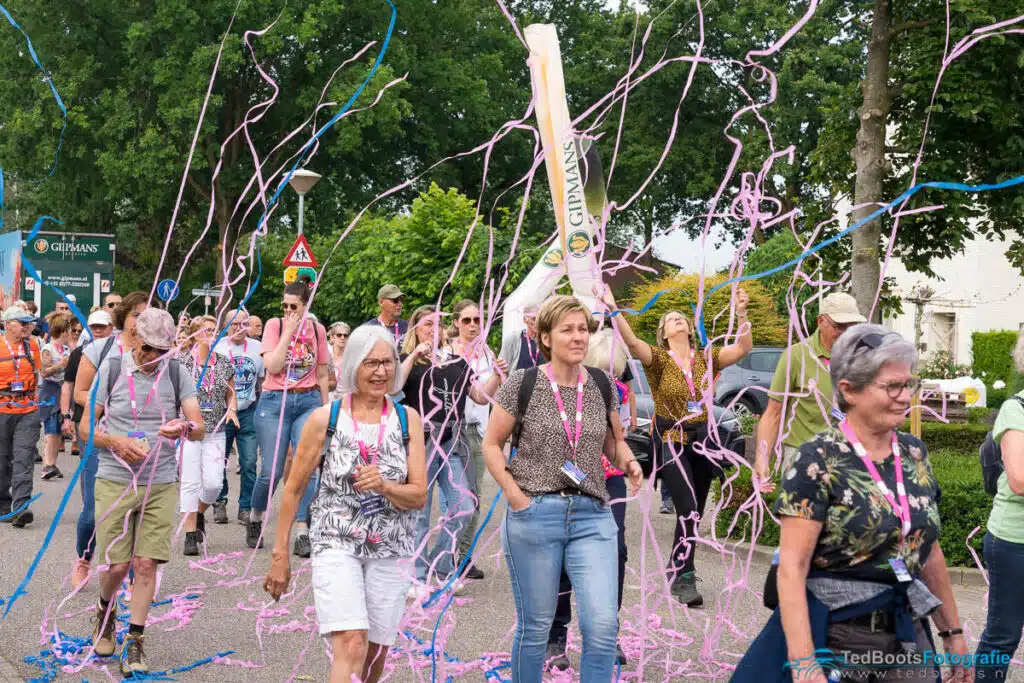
[754,293,865,490]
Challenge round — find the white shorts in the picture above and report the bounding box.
[311,548,411,645]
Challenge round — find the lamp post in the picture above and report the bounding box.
[286,168,322,236]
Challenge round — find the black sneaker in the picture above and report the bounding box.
[34,453,43,464]
[616,643,627,665]
[0,507,11,523]
[246,520,263,549]
[11,509,33,528]
[293,534,311,558]
[183,531,199,557]
[671,571,704,607]
[464,563,485,580]
[41,465,62,480]
[545,641,570,672]
[212,501,228,524]
[120,633,148,676]
[659,502,673,514]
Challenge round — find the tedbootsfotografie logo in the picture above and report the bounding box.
[784,648,1011,680]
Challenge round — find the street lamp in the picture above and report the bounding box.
[286,168,322,235]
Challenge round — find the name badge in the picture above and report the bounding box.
[359,494,387,518]
[687,401,701,413]
[200,401,215,411]
[830,407,846,422]
[561,461,587,486]
[889,557,913,583]
[10,381,24,392]
[127,431,150,453]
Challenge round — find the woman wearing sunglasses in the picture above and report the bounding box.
[328,322,351,399]
[734,324,972,683]
[247,276,331,557]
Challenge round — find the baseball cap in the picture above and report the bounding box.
[87,310,113,327]
[135,308,176,350]
[377,284,404,300]
[66,294,77,304]
[2,303,37,323]
[820,293,867,324]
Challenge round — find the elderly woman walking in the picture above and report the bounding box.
[264,325,426,683]
[734,324,973,683]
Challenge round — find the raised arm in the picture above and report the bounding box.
[263,316,300,376]
[717,288,753,369]
[597,288,653,366]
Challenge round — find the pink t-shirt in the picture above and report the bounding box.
[261,318,330,392]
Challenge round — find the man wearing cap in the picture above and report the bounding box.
[754,292,867,490]
[61,309,115,588]
[82,308,204,676]
[0,303,42,528]
[366,284,408,343]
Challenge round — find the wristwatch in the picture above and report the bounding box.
[63,412,73,420]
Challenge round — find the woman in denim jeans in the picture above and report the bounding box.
[483,295,642,683]
[975,332,1024,681]
[400,305,503,596]
[247,277,330,556]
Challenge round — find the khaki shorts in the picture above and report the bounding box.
[93,479,177,565]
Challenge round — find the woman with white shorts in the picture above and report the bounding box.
[179,315,238,556]
[264,325,427,683]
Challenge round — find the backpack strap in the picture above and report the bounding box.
[584,366,614,423]
[392,400,410,448]
[96,336,117,370]
[106,357,122,397]
[168,358,181,416]
[510,367,538,454]
[21,339,37,375]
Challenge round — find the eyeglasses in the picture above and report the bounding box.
[361,358,395,373]
[827,317,857,333]
[333,332,349,339]
[139,344,163,354]
[460,316,481,325]
[281,302,301,311]
[105,302,119,309]
[873,378,921,398]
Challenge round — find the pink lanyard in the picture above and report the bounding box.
[839,419,912,540]
[2,336,25,379]
[545,365,585,459]
[526,332,538,366]
[192,349,214,391]
[227,339,247,365]
[378,317,399,341]
[668,349,697,398]
[348,394,388,465]
[822,357,830,369]
[126,366,166,428]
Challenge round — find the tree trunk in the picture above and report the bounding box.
[850,0,892,323]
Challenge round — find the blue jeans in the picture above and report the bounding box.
[217,404,258,511]
[502,493,618,683]
[414,434,475,583]
[251,390,321,523]
[76,440,98,560]
[975,532,1024,681]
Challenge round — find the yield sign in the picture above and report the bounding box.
[283,234,318,268]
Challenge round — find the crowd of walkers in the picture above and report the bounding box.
[0,278,1020,683]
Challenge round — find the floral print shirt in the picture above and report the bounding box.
[774,427,942,583]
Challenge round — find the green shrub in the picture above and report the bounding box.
[906,421,990,453]
[712,448,989,568]
[988,387,1011,407]
[967,407,995,424]
[971,330,1018,388]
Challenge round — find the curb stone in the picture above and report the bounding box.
[0,655,24,683]
[722,539,990,589]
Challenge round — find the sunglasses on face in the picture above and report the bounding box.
[361,358,395,372]
[333,332,349,339]
[281,302,301,311]
[388,297,404,304]
[853,332,887,353]
[139,344,164,354]
[106,302,119,309]
[460,316,481,325]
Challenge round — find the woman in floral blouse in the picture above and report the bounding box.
[737,324,972,682]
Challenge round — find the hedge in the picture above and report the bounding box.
[907,421,990,453]
[971,330,1018,389]
[712,449,988,568]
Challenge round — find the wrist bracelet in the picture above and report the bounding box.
[937,628,963,638]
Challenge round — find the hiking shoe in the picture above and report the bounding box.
[11,510,33,528]
[246,520,263,549]
[183,531,199,557]
[91,601,117,658]
[212,501,228,524]
[293,534,311,558]
[659,502,673,514]
[671,571,704,607]
[237,509,250,526]
[616,643,627,665]
[71,558,92,590]
[464,563,485,580]
[545,641,570,672]
[120,633,148,676]
[41,465,63,480]
[0,507,11,523]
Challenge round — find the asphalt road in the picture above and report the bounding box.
[0,446,1019,682]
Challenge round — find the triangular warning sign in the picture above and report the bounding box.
[283,235,318,268]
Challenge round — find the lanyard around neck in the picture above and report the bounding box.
[545,364,585,460]
[126,361,168,428]
[839,419,911,540]
[348,393,388,465]
[668,348,697,398]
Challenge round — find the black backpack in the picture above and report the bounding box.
[979,395,1024,495]
[510,366,614,453]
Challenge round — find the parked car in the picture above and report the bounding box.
[626,359,746,478]
[713,346,783,418]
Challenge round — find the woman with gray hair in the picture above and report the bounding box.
[734,324,972,682]
[328,322,351,398]
[973,333,1024,681]
[264,325,427,683]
